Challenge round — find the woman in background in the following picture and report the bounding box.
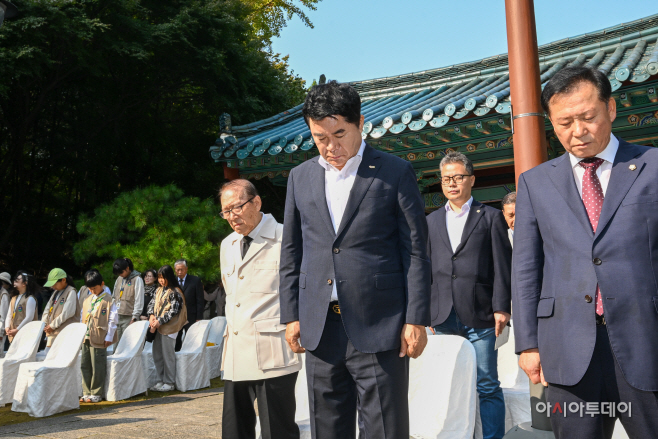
[140,269,158,320]
[5,272,40,345]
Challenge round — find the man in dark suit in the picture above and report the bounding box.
[427,151,512,439]
[174,259,205,351]
[513,66,658,438]
[279,80,431,439]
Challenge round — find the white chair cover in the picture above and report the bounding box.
[205,317,227,379]
[141,340,159,388]
[409,334,477,439]
[105,320,149,401]
[0,321,44,405]
[12,323,87,417]
[175,320,211,391]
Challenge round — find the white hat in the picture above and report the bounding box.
[0,272,10,285]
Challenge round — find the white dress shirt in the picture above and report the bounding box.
[568,134,619,197]
[445,197,474,253]
[178,274,187,288]
[318,140,366,301]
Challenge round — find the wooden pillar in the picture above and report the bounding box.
[223,163,240,181]
[505,0,548,184]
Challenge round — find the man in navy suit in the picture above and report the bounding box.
[427,151,512,439]
[513,66,658,438]
[279,81,431,439]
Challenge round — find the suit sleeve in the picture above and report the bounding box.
[490,209,512,314]
[195,277,205,321]
[279,168,303,324]
[512,173,544,354]
[396,162,432,326]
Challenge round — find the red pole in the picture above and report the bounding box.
[505,0,548,184]
[223,163,240,180]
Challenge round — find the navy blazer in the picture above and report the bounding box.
[279,144,431,353]
[512,139,658,391]
[427,200,512,329]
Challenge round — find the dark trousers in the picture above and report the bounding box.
[174,320,194,352]
[546,325,658,439]
[222,372,299,439]
[305,308,409,439]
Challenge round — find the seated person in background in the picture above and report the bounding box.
[80,270,118,403]
[140,269,158,321]
[5,272,40,345]
[41,268,81,354]
[147,265,187,392]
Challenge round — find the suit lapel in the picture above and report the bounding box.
[310,158,337,238]
[434,207,452,252]
[336,145,382,238]
[595,141,644,240]
[549,153,594,237]
[454,200,485,255]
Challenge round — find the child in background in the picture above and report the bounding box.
[147,265,187,392]
[41,268,80,354]
[5,272,40,344]
[80,270,118,403]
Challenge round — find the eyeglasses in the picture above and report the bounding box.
[220,197,254,219]
[441,174,472,185]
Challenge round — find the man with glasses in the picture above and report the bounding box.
[426,151,512,439]
[218,179,301,439]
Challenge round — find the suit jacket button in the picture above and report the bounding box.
[585,295,592,303]
[333,248,340,254]
[593,258,602,265]
[327,279,333,285]
[452,275,457,280]
[233,331,238,335]
[239,275,244,279]
[452,256,457,261]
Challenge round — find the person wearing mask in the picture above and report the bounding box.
[0,272,11,355]
[141,269,158,320]
[5,272,40,344]
[173,259,204,351]
[147,265,187,392]
[501,192,516,247]
[80,270,118,403]
[41,268,81,353]
[111,258,144,345]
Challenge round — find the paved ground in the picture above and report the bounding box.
[0,388,225,438]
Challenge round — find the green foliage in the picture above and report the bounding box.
[74,185,232,283]
[245,0,321,43]
[0,0,313,276]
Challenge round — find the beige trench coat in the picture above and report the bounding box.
[220,213,301,381]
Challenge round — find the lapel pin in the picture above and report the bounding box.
[369,165,375,168]
[629,164,637,171]
[477,210,481,213]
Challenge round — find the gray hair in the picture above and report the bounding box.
[174,259,187,267]
[502,192,517,206]
[440,151,473,175]
[219,179,259,200]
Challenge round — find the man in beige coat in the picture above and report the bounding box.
[219,179,301,439]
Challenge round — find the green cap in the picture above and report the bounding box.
[44,268,67,287]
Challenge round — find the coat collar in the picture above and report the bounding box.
[231,213,278,267]
[454,199,485,255]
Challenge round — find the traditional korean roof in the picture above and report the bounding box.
[211,13,658,162]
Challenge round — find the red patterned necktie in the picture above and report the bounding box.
[579,157,605,316]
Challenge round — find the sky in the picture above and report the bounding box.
[271,0,658,85]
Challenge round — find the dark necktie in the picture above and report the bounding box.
[579,157,605,316]
[241,236,253,259]
[179,278,184,287]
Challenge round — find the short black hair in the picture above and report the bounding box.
[113,257,134,275]
[302,80,361,128]
[541,66,612,115]
[85,270,104,288]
